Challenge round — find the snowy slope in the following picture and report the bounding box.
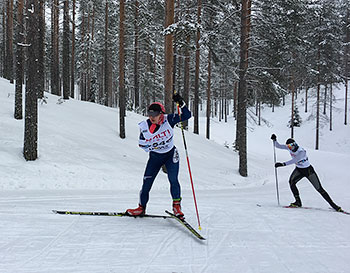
[1,77,350,273]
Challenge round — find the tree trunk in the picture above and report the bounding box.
[183,31,190,129]
[14,0,24,120]
[290,74,295,138]
[134,0,140,111]
[164,0,174,113]
[6,0,14,82]
[1,7,5,77]
[206,6,213,139]
[236,0,251,177]
[86,9,93,101]
[233,81,237,119]
[172,0,180,97]
[104,0,112,107]
[344,8,349,125]
[316,16,321,150]
[219,79,222,122]
[71,0,76,98]
[330,84,333,131]
[193,0,202,134]
[119,0,126,139]
[206,47,212,139]
[24,0,40,161]
[224,71,228,123]
[153,47,157,103]
[305,87,308,113]
[37,0,45,99]
[258,101,261,126]
[51,0,60,96]
[323,84,327,115]
[316,79,320,150]
[63,0,70,100]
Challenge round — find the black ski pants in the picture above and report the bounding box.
[289,165,338,209]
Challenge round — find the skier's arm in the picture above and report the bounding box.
[274,140,289,150]
[167,106,191,128]
[283,149,306,166]
[138,131,151,152]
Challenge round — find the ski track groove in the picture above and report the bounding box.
[19,217,79,268]
[140,226,177,273]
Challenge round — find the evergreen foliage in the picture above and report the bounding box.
[0,0,348,134]
[1,0,346,114]
[288,105,302,128]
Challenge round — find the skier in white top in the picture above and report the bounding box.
[271,134,342,212]
[126,94,191,218]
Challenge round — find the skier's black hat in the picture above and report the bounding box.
[148,102,165,117]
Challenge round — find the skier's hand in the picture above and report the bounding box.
[173,93,185,108]
[275,162,286,168]
[271,134,277,141]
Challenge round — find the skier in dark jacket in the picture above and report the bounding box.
[126,94,191,218]
[271,134,343,212]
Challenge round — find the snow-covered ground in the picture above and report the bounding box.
[1,77,350,273]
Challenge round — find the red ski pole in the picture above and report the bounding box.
[176,102,202,230]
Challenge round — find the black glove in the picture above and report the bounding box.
[173,93,185,107]
[275,162,286,168]
[271,134,277,141]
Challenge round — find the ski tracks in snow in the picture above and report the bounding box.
[19,217,80,269]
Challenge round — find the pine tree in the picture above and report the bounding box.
[237,0,251,177]
[14,0,24,120]
[24,0,42,161]
[37,0,45,99]
[71,0,76,98]
[62,0,70,100]
[119,0,126,139]
[164,0,174,113]
[51,0,60,96]
[133,0,140,111]
[193,0,202,134]
[5,0,14,83]
[288,105,302,128]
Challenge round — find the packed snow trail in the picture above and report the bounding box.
[1,187,350,273]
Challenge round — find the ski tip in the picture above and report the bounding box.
[52,210,58,214]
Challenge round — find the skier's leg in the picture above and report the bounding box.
[306,166,341,210]
[165,148,183,217]
[289,168,304,205]
[139,153,163,207]
[165,148,181,200]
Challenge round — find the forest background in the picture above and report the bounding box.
[1,0,350,177]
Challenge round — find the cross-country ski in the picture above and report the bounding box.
[165,210,206,240]
[282,205,350,215]
[52,210,171,218]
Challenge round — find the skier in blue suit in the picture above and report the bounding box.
[126,94,191,217]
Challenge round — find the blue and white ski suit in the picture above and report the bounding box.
[138,106,191,208]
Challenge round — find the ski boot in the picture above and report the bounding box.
[289,197,302,207]
[173,199,184,219]
[332,205,343,212]
[289,201,302,208]
[126,204,145,216]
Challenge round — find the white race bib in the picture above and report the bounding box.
[139,115,174,153]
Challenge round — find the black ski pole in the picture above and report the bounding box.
[272,141,280,206]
